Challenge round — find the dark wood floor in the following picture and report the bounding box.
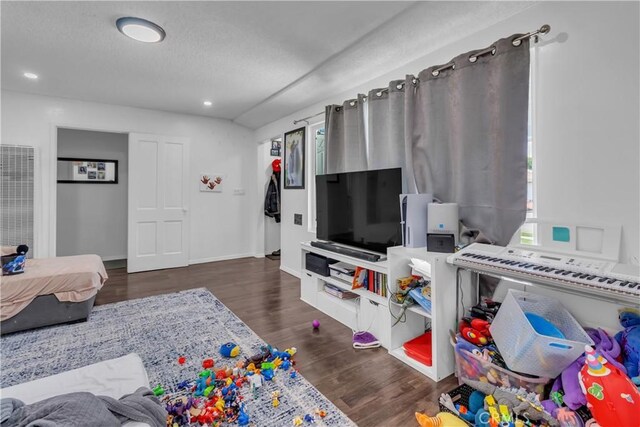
[97,257,457,426]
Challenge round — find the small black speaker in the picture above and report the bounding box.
[305,253,337,277]
[427,234,455,253]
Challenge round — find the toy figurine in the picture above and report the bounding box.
[152,384,164,396]
[415,411,468,427]
[578,345,640,427]
[293,416,303,426]
[272,391,280,408]
[220,342,241,358]
[202,358,215,369]
[237,404,250,426]
[614,309,640,385]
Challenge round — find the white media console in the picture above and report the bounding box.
[300,242,458,382]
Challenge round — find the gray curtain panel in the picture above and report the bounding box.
[408,35,530,245]
[367,80,406,171]
[324,94,367,174]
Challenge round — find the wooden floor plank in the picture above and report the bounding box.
[97,257,457,426]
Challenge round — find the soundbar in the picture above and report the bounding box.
[448,243,640,304]
[309,241,382,262]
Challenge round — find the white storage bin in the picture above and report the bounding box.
[490,289,593,378]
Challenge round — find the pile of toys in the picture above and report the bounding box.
[417,306,640,427]
[160,342,328,426]
[391,275,432,326]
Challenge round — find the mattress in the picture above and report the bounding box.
[1,254,108,321]
[0,353,152,427]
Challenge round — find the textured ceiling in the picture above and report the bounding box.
[1,1,535,129]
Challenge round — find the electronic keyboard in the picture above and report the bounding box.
[447,243,640,304]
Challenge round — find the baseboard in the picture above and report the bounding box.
[280,265,300,279]
[254,253,265,258]
[101,255,127,261]
[189,253,254,265]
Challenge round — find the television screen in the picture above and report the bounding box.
[316,168,402,254]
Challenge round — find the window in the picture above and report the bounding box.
[526,72,535,218]
[521,61,537,245]
[307,122,325,233]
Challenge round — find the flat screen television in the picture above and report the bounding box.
[316,167,402,254]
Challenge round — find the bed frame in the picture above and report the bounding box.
[0,294,96,335]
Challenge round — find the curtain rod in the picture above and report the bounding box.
[292,111,325,126]
[292,24,551,125]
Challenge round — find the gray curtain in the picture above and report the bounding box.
[367,80,406,171]
[407,35,530,245]
[324,94,367,174]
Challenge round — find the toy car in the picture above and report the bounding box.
[2,255,26,275]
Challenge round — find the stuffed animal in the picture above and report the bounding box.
[415,411,467,427]
[459,317,492,346]
[220,342,240,358]
[542,328,626,411]
[579,346,640,427]
[614,309,640,385]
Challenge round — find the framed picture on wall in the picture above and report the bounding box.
[57,158,118,183]
[283,127,305,189]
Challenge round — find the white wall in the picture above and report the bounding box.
[56,128,128,259]
[1,91,257,262]
[254,1,640,276]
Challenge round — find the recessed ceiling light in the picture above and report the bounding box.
[203,101,213,107]
[116,17,165,43]
[23,72,38,80]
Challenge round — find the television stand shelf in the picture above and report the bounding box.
[300,242,457,382]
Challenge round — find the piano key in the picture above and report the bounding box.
[630,283,639,289]
[620,281,629,287]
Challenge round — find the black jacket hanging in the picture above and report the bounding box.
[265,170,281,223]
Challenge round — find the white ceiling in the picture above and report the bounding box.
[1,1,534,129]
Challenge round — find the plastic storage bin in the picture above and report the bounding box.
[490,289,594,379]
[403,331,432,366]
[453,340,550,395]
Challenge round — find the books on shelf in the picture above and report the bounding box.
[351,266,387,298]
[323,283,359,299]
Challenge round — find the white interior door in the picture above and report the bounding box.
[128,133,190,273]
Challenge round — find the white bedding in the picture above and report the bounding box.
[1,353,152,427]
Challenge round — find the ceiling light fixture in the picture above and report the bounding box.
[116,17,165,43]
[203,101,213,107]
[23,72,38,80]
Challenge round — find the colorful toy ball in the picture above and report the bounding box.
[177,356,186,365]
[312,319,320,329]
[202,358,214,369]
[220,342,241,358]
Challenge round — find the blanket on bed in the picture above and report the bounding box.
[1,254,107,321]
[0,387,166,427]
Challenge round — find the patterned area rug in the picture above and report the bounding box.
[0,288,356,427]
